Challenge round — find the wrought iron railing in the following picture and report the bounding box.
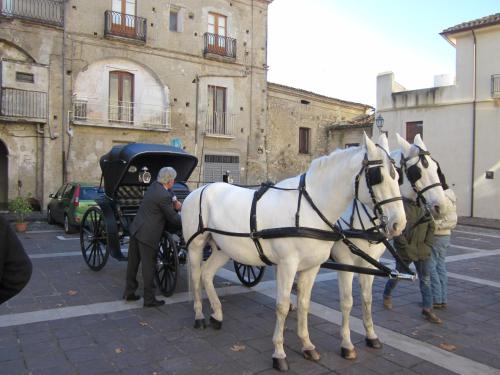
[491,75,500,98]
[104,10,147,42]
[0,87,47,120]
[204,112,236,137]
[72,98,170,130]
[0,0,63,26]
[203,32,236,59]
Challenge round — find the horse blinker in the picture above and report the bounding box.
[367,166,383,186]
[406,164,422,184]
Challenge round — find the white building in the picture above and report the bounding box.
[376,13,500,220]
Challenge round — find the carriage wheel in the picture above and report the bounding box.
[234,262,265,287]
[156,232,179,297]
[80,207,109,271]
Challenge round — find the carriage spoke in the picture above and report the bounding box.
[250,266,257,281]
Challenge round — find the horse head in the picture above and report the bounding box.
[355,133,406,238]
[396,133,449,218]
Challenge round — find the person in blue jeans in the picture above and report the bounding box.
[430,188,457,309]
[383,198,441,324]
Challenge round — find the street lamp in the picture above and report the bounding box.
[375,114,384,132]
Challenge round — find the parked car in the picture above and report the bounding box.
[47,182,103,233]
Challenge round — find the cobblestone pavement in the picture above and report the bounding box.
[1,220,500,374]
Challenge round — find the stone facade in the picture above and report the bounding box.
[0,0,272,209]
[266,82,372,182]
[0,0,373,210]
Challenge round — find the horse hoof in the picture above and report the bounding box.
[209,316,223,330]
[365,337,382,349]
[340,347,357,360]
[194,319,206,329]
[272,357,289,372]
[303,349,321,362]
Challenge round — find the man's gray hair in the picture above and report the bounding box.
[157,167,177,184]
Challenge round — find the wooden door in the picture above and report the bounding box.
[111,0,136,36]
[109,71,134,123]
[208,12,227,54]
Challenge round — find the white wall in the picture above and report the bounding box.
[376,23,500,219]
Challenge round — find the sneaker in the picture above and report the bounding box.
[383,296,393,310]
[422,309,442,324]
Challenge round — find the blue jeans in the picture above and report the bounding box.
[429,235,449,304]
[383,258,433,310]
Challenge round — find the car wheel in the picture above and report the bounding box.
[47,208,55,225]
[64,215,76,234]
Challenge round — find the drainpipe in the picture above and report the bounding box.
[36,124,45,207]
[245,0,255,184]
[61,0,67,183]
[470,30,477,218]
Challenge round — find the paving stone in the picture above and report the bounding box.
[0,345,22,362]
[25,352,69,371]
[2,359,27,375]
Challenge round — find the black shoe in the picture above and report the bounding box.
[144,299,165,308]
[123,294,141,301]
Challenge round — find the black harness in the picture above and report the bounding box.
[398,146,442,207]
[186,152,404,277]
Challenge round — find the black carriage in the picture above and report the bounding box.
[79,143,197,297]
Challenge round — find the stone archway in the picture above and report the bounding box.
[0,140,8,211]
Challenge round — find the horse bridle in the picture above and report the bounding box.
[354,148,402,228]
[399,146,442,206]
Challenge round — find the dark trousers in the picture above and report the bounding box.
[0,216,32,305]
[124,236,157,303]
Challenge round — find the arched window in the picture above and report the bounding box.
[109,71,134,123]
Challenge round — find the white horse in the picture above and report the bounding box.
[332,133,450,360]
[181,133,406,371]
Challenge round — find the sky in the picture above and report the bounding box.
[267,0,500,107]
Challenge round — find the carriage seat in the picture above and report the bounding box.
[115,185,144,214]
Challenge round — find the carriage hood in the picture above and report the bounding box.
[99,143,198,196]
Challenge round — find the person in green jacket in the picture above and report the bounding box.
[382,198,442,324]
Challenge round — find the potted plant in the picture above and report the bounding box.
[8,196,33,233]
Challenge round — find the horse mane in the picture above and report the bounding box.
[308,146,362,174]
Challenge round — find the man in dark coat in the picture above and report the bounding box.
[123,167,182,307]
[0,215,32,304]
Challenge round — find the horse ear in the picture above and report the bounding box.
[413,133,428,150]
[363,132,377,156]
[377,132,390,153]
[396,133,411,155]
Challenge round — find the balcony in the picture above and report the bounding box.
[203,33,237,60]
[104,10,147,43]
[204,112,236,138]
[491,75,500,98]
[0,87,47,122]
[72,99,171,131]
[0,0,63,26]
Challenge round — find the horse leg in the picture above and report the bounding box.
[188,237,207,329]
[272,262,298,372]
[201,240,230,329]
[296,265,321,362]
[338,270,357,360]
[359,274,382,349]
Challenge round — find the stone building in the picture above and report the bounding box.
[266,82,372,182]
[0,0,272,209]
[376,13,500,219]
[0,0,374,210]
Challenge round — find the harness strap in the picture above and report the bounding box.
[250,183,275,266]
[295,174,306,227]
[341,237,392,273]
[381,238,414,276]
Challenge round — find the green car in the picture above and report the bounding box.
[47,182,104,233]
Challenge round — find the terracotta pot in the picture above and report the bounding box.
[15,222,28,233]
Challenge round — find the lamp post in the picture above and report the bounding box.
[375,114,384,133]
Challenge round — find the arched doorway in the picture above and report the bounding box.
[0,140,8,211]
